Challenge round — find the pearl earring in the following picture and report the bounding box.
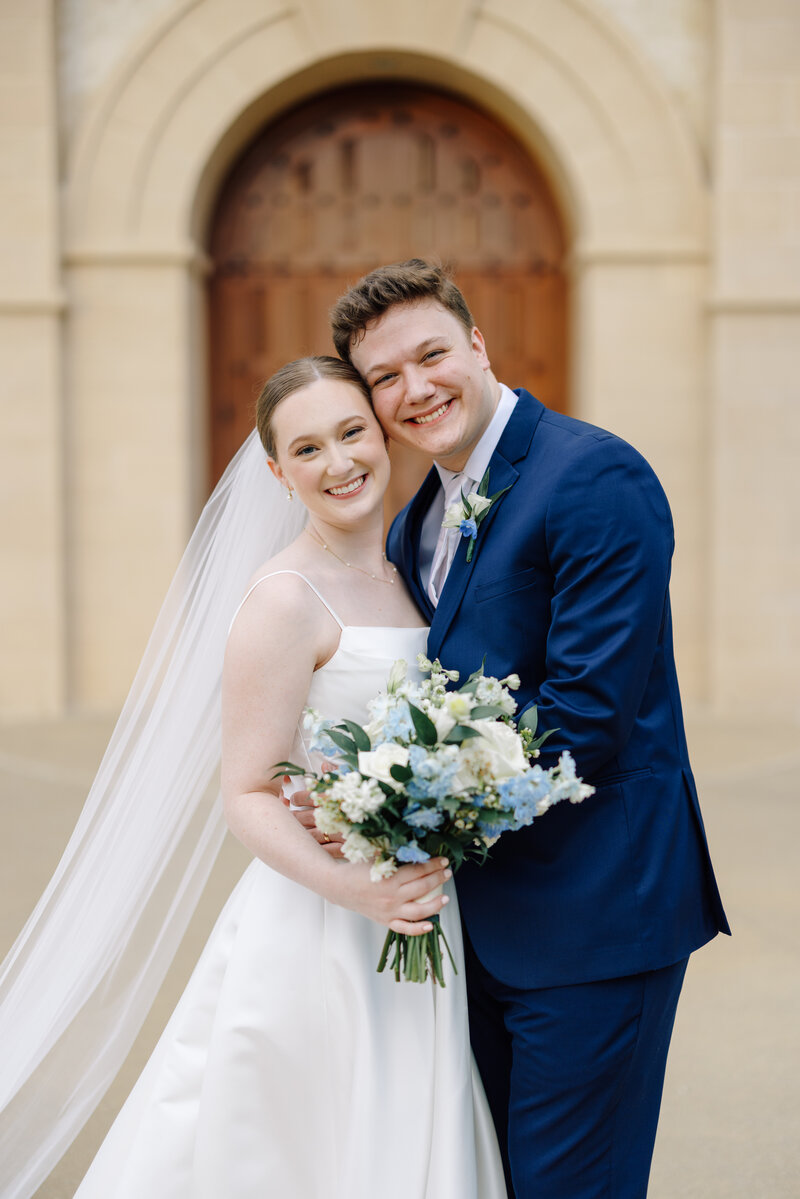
[286,487,294,502]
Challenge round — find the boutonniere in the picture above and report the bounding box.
[442,468,511,563]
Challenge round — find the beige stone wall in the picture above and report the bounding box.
[0,1,64,717]
[710,0,800,722]
[0,0,797,722]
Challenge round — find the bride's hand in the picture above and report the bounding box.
[282,778,344,858]
[326,858,452,935]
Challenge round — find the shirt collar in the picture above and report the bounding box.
[434,383,518,492]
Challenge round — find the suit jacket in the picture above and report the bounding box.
[387,390,729,989]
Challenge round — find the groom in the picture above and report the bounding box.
[327,260,729,1199]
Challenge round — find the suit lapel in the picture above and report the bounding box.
[394,467,438,621]
[428,454,518,656]
[428,391,543,658]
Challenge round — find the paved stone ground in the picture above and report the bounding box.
[1,712,798,1198]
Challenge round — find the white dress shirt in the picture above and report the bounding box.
[419,383,518,600]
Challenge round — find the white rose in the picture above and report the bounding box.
[429,705,456,742]
[442,501,466,529]
[466,492,492,516]
[471,720,528,778]
[357,744,410,790]
[453,741,492,791]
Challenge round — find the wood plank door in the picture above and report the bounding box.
[207,83,568,515]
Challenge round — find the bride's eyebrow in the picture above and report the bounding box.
[286,415,366,452]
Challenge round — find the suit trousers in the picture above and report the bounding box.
[463,927,688,1199]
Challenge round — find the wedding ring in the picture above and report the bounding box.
[322,833,331,844]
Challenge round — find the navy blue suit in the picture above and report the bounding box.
[387,391,728,1197]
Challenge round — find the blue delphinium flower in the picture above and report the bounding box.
[404,802,444,831]
[460,517,478,539]
[379,699,415,744]
[477,814,516,838]
[396,840,431,863]
[406,745,459,801]
[497,768,553,826]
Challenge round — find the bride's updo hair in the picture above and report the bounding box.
[256,356,372,458]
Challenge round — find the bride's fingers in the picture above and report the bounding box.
[320,841,345,859]
[292,808,320,830]
[388,917,437,936]
[397,862,452,901]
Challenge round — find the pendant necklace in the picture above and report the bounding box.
[305,527,397,585]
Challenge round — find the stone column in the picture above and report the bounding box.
[0,0,65,717]
[710,0,800,721]
[64,254,206,710]
[572,250,711,704]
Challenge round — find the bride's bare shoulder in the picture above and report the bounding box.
[230,542,326,643]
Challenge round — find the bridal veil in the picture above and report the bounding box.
[0,431,306,1199]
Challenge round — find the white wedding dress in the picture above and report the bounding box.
[74,575,507,1199]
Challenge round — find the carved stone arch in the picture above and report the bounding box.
[66,0,706,257]
[63,0,710,707]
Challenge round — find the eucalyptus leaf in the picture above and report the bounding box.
[389,763,413,783]
[270,760,307,778]
[530,727,558,750]
[408,702,438,747]
[326,728,357,755]
[469,704,506,719]
[518,706,539,736]
[463,658,488,687]
[443,724,482,743]
[338,719,371,753]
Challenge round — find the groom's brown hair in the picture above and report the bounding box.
[330,259,475,363]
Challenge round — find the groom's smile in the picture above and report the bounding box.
[350,298,500,472]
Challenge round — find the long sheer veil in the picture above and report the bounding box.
[0,430,307,1199]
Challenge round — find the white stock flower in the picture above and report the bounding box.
[357,744,410,790]
[475,676,517,715]
[446,692,474,721]
[501,673,521,691]
[387,659,407,693]
[331,773,386,822]
[370,857,398,881]
[314,806,349,836]
[342,830,376,863]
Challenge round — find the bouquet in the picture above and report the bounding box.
[278,656,594,985]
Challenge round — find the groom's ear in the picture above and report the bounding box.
[471,325,492,371]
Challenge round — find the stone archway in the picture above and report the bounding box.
[206,82,569,517]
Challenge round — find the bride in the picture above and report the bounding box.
[0,357,506,1199]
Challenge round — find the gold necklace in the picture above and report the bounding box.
[305,527,397,585]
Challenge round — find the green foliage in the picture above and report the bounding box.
[408,702,438,746]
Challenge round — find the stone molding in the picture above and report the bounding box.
[64,0,708,257]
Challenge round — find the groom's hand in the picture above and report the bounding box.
[283,777,345,858]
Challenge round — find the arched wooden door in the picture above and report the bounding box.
[207,83,568,512]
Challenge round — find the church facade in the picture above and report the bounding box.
[2,0,798,725]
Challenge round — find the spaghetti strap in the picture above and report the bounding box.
[228,570,345,634]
